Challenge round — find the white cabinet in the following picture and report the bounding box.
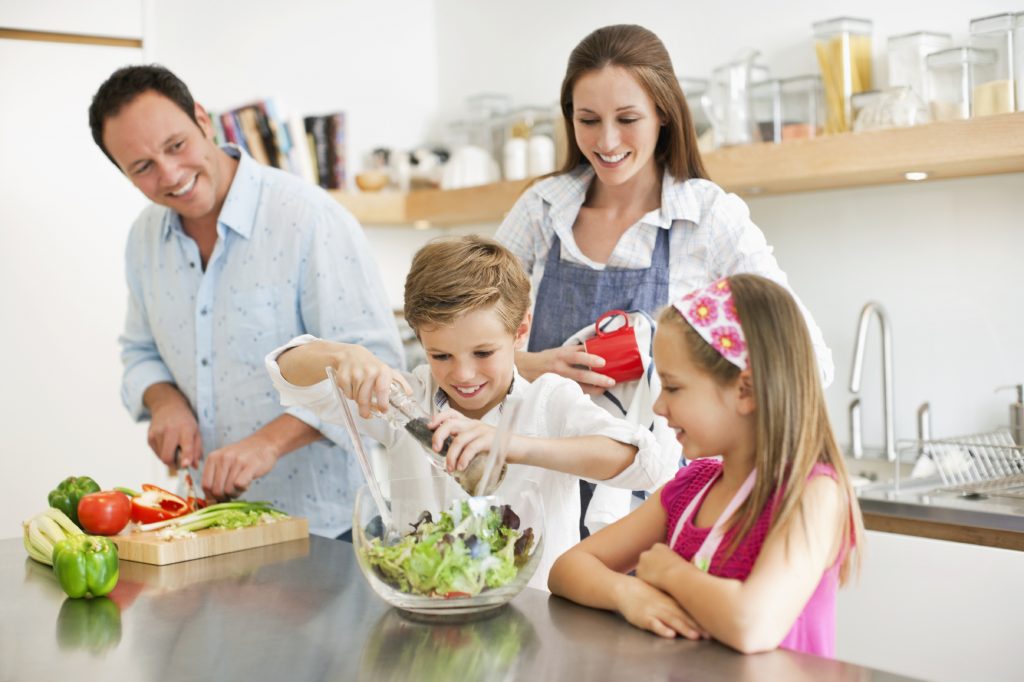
[0,0,142,38]
[0,32,169,539]
[837,530,1024,682]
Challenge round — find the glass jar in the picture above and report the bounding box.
[926,47,997,120]
[678,76,711,138]
[886,31,952,103]
[851,87,930,131]
[969,13,1017,114]
[752,76,825,143]
[1018,13,1024,112]
[813,16,874,134]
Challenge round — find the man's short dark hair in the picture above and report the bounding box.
[88,64,200,167]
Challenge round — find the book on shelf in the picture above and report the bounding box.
[303,112,346,190]
[210,98,325,187]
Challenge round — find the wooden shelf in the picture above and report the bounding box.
[329,178,531,228]
[333,112,1024,227]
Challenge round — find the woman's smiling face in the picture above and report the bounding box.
[419,306,528,420]
[571,65,663,187]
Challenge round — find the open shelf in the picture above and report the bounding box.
[332,112,1024,227]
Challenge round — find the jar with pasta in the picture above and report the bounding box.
[969,12,1018,115]
[813,17,874,134]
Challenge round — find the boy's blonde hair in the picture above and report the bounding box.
[404,236,531,335]
[658,274,864,584]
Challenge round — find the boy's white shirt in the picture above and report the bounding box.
[265,334,668,590]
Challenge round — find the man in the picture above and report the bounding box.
[89,65,403,537]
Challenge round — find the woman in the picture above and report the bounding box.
[495,24,833,535]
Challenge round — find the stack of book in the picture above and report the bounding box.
[211,100,345,190]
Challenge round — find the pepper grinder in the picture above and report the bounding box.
[382,382,507,495]
[996,384,1024,446]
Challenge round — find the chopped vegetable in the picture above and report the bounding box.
[52,534,119,599]
[136,501,287,536]
[130,484,189,524]
[48,476,101,528]
[360,500,535,598]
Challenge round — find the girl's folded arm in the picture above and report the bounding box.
[549,489,669,609]
[646,476,843,653]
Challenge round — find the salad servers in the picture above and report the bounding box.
[325,366,400,543]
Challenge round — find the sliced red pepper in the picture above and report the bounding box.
[130,484,190,524]
[187,496,208,512]
[443,591,471,599]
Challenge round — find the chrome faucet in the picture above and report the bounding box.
[849,302,897,462]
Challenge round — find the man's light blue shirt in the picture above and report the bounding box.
[120,146,403,536]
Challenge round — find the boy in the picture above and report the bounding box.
[265,236,675,587]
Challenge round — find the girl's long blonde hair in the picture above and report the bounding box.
[659,274,863,583]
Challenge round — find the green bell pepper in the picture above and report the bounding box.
[48,476,101,528]
[52,535,119,599]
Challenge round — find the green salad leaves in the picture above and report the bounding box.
[361,500,535,598]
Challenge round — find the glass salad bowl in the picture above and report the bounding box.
[352,473,545,621]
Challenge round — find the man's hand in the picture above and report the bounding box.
[201,433,280,501]
[516,347,615,395]
[143,383,202,467]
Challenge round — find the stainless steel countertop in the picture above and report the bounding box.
[1,536,920,681]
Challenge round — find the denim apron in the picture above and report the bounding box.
[528,224,671,537]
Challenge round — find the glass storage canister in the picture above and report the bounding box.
[1018,13,1024,113]
[926,47,997,121]
[813,17,874,134]
[886,31,952,104]
[969,13,1017,114]
[701,54,770,148]
[678,77,711,136]
[752,75,824,143]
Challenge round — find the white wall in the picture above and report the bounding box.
[144,0,439,186]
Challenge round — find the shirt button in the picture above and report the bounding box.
[200,307,208,316]
[189,262,196,268]
[201,358,209,367]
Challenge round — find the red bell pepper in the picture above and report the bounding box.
[130,484,190,524]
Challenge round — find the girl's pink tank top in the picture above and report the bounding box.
[661,458,844,657]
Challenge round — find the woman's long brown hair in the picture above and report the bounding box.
[659,274,863,583]
[558,24,708,182]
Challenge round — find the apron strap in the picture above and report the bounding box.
[668,468,757,573]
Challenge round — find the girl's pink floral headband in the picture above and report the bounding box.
[672,277,748,370]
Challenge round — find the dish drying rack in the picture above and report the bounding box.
[919,430,1024,499]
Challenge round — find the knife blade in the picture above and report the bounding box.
[175,446,202,507]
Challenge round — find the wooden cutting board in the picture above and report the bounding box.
[111,517,309,565]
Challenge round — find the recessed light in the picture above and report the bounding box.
[904,171,929,182]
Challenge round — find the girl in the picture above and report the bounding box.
[495,24,833,534]
[548,274,863,656]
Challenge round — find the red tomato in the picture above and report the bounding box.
[77,491,132,535]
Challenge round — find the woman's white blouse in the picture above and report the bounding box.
[495,165,835,385]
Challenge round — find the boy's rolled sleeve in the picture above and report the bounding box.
[539,376,672,491]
